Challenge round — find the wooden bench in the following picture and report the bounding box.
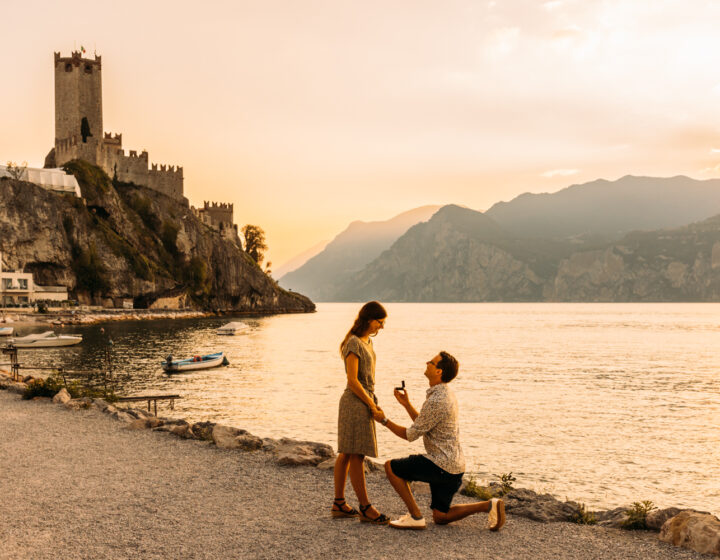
[116,395,181,416]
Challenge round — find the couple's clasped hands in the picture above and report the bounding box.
[371,388,411,422]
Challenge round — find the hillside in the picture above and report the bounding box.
[278,205,441,300]
[0,160,314,312]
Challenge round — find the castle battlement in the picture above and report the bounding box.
[47,50,185,202]
[204,201,233,211]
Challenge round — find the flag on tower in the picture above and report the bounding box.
[81,46,86,54]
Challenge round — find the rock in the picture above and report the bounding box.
[659,511,720,556]
[64,397,92,410]
[127,418,164,430]
[235,434,263,451]
[596,507,631,528]
[274,438,334,467]
[191,421,216,441]
[153,420,188,433]
[22,375,34,383]
[646,507,683,531]
[5,381,28,395]
[364,458,383,473]
[503,488,580,523]
[212,424,247,449]
[316,458,336,470]
[261,438,279,452]
[112,411,135,423]
[52,388,71,404]
[91,398,112,412]
[170,424,195,438]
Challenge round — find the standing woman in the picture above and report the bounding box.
[331,301,390,524]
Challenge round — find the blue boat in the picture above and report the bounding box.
[163,352,228,373]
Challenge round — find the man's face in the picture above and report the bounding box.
[425,353,442,381]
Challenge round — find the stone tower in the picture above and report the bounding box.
[53,51,103,165]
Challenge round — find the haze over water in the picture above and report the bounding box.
[24,303,720,515]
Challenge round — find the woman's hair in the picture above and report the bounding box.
[340,301,387,355]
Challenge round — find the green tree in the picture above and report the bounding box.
[5,161,27,180]
[242,225,268,265]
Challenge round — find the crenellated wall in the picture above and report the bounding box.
[50,51,185,202]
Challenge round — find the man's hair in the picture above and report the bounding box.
[437,351,459,383]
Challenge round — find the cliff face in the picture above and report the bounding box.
[0,161,314,313]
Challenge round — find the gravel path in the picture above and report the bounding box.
[0,391,710,560]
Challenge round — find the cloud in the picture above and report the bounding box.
[711,148,720,153]
[485,27,520,57]
[541,168,579,178]
[552,25,583,40]
[699,163,720,175]
[543,1,563,10]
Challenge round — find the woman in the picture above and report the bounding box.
[331,301,390,524]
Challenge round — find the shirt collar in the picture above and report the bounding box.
[426,383,445,397]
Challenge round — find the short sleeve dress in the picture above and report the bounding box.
[337,335,378,457]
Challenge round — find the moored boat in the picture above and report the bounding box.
[216,322,248,335]
[163,352,228,373]
[9,331,82,348]
[0,326,13,336]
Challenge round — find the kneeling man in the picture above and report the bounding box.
[374,352,505,531]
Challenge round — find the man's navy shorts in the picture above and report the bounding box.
[389,454,464,513]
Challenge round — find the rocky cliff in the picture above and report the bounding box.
[0,161,314,313]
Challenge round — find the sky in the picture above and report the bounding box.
[2,0,720,268]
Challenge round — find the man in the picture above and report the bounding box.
[373,351,505,531]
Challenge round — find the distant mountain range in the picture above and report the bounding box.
[280,175,720,302]
[278,205,441,300]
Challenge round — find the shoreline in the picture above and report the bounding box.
[0,376,717,558]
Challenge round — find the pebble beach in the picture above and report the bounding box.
[0,389,710,560]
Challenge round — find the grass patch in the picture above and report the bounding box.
[570,503,597,525]
[622,501,656,530]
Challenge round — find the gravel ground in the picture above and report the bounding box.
[0,390,711,560]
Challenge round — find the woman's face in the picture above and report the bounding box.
[367,317,386,337]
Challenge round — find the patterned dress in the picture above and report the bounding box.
[337,335,378,457]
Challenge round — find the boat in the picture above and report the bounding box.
[163,352,229,373]
[216,322,248,335]
[0,326,13,336]
[9,331,82,348]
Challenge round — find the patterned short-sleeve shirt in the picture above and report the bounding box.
[406,383,466,474]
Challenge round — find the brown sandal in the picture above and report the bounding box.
[359,503,390,525]
[332,498,360,518]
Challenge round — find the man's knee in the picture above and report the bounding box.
[432,509,449,525]
[384,460,394,479]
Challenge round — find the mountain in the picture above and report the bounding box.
[486,175,720,240]
[0,160,314,312]
[332,201,720,303]
[278,205,441,301]
[274,239,329,279]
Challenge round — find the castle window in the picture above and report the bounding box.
[65,63,72,72]
[84,65,93,74]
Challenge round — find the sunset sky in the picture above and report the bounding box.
[2,0,720,267]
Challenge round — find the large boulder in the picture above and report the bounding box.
[64,397,92,410]
[596,507,631,528]
[236,434,263,451]
[503,488,580,523]
[191,421,216,441]
[212,424,247,448]
[52,388,71,404]
[659,511,720,556]
[126,418,164,430]
[274,438,334,467]
[646,507,683,531]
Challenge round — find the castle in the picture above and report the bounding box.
[45,51,184,202]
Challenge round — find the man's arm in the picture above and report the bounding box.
[394,388,419,421]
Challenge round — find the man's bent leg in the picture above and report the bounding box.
[432,501,490,524]
[384,460,423,519]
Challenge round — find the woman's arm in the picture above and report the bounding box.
[345,353,380,413]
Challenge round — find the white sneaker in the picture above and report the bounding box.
[487,498,506,531]
[389,513,427,530]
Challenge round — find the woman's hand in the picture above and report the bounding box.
[371,408,385,422]
[394,388,410,408]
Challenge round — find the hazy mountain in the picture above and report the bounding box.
[278,205,441,300]
[486,175,720,240]
[274,239,329,279]
[333,200,720,302]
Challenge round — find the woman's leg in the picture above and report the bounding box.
[333,453,351,501]
[348,454,383,518]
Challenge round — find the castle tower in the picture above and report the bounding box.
[53,51,103,165]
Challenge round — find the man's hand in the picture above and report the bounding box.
[394,388,410,408]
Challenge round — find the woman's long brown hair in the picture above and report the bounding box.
[339,301,387,356]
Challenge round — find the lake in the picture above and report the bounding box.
[16,302,720,515]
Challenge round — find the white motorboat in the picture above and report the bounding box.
[0,326,13,336]
[9,331,82,348]
[163,352,228,373]
[216,322,248,335]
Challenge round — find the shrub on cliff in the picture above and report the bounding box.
[62,159,111,203]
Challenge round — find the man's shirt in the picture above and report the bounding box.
[406,383,466,474]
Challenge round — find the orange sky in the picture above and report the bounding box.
[2,0,720,267]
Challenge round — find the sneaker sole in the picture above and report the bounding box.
[489,500,506,532]
[389,523,427,530]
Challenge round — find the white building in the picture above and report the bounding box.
[0,253,68,306]
[0,165,81,197]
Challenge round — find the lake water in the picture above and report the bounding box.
[16,303,720,515]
